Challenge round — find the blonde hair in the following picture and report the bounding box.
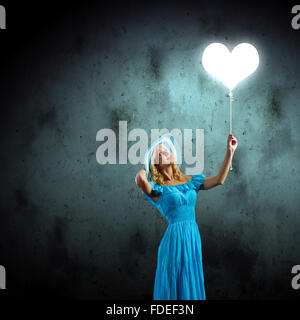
[149,146,188,185]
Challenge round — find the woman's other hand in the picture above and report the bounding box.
[135,164,147,185]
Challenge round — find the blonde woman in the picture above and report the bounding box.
[135,133,238,300]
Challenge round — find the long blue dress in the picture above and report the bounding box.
[141,174,206,300]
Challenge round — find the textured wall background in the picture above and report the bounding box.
[0,0,299,299]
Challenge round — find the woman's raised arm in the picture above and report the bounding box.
[202,133,238,190]
[217,133,238,185]
[135,168,154,197]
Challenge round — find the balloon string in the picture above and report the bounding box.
[229,90,234,171]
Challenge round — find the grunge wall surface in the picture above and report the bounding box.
[0,0,299,299]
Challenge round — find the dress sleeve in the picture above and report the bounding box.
[141,181,163,208]
[191,174,206,192]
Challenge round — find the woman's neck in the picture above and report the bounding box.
[161,166,174,182]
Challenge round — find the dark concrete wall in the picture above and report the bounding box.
[0,0,300,299]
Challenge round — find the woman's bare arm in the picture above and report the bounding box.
[135,168,159,202]
[201,176,221,190]
[216,150,234,185]
[202,133,238,190]
[202,151,233,190]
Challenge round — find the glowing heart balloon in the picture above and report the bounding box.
[202,43,259,91]
[201,43,259,170]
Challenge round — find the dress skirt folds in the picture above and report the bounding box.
[142,174,206,300]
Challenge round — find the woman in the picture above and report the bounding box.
[135,133,238,300]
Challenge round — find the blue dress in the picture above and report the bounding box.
[141,174,206,300]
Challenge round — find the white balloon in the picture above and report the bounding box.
[202,43,259,90]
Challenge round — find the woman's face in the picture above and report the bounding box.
[152,145,174,168]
